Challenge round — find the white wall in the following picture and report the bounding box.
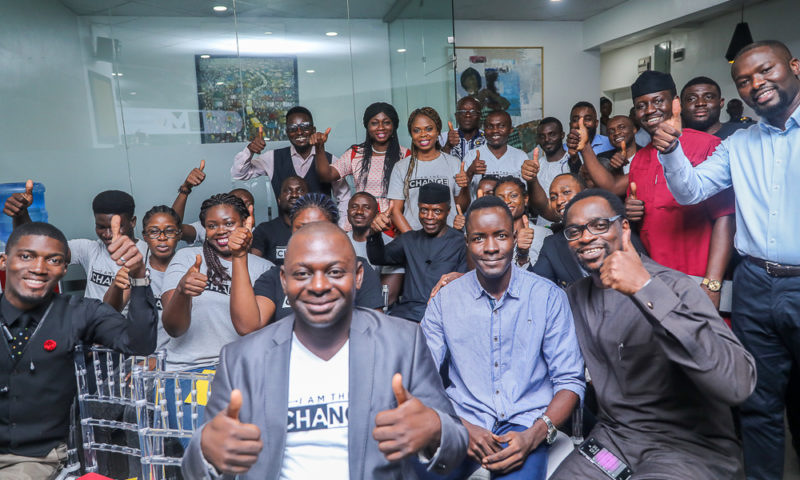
[599,0,800,117]
[454,20,602,125]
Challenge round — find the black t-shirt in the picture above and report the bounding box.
[252,217,292,265]
[252,256,384,323]
[714,122,750,140]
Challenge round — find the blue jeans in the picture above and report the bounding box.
[418,422,549,480]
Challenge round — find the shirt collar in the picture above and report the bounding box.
[759,103,800,132]
[469,264,521,301]
[289,144,314,160]
[0,295,47,326]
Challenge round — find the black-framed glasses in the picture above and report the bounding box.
[286,122,313,134]
[563,215,622,241]
[144,227,181,239]
[455,109,480,117]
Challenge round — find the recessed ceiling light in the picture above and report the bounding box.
[396,48,407,53]
[305,69,315,73]
[325,32,338,37]
[550,0,562,2]
[129,91,137,95]
[216,81,224,85]
[264,31,273,35]
[213,5,227,12]
[200,54,211,59]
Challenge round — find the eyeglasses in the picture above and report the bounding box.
[144,227,181,239]
[455,109,481,117]
[286,122,314,134]
[563,215,622,241]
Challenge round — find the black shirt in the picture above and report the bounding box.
[714,122,751,140]
[252,217,292,265]
[252,256,384,322]
[367,227,467,322]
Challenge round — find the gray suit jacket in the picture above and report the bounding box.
[182,307,468,479]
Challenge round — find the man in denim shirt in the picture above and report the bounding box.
[422,195,585,479]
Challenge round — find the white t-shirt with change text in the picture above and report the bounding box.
[68,238,148,301]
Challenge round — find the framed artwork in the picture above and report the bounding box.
[455,46,543,125]
[195,55,299,144]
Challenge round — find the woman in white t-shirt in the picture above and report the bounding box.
[387,106,471,232]
[494,176,552,267]
[312,102,410,226]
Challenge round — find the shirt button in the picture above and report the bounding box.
[647,301,654,309]
[496,390,500,394]
[771,211,777,216]
[501,413,505,418]
[494,337,498,342]
[495,362,499,367]
[770,238,776,244]
[773,185,780,190]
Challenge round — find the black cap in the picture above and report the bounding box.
[631,71,676,99]
[418,182,450,205]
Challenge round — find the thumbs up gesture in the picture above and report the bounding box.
[576,117,589,152]
[310,127,331,146]
[521,149,540,182]
[515,215,534,253]
[466,151,487,177]
[455,161,470,188]
[446,121,460,148]
[370,211,392,235]
[229,205,254,258]
[201,389,263,475]
[177,254,208,296]
[652,97,683,153]
[182,159,206,191]
[599,226,650,295]
[247,126,267,154]
[624,182,645,222]
[373,373,442,462]
[453,204,466,230]
[609,141,629,170]
[107,214,146,278]
[3,179,34,219]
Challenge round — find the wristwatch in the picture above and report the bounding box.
[701,277,722,292]
[130,269,151,287]
[538,414,557,445]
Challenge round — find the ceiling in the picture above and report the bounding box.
[58,0,631,21]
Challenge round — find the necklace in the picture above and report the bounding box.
[372,148,387,154]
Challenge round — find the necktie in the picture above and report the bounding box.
[8,312,35,361]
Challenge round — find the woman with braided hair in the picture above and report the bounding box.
[386,106,471,233]
[160,193,273,372]
[229,193,384,333]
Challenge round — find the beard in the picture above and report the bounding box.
[751,88,791,119]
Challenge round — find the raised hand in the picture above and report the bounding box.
[598,226,650,295]
[229,205,254,258]
[609,141,629,170]
[113,266,130,290]
[453,204,466,230]
[516,215,534,252]
[477,189,485,199]
[247,126,267,154]
[372,373,442,462]
[107,215,146,277]
[310,127,331,146]
[184,159,206,189]
[178,254,207,296]
[652,97,683,153]
[446,121,460,148]
[3,179,34,218]
[370,211,392,235]
[576,117,589,152]
[455,161,470,188]
[625,182,644,222]
[461,418,501,464]
[201,389,263,475]
[466,151,486,177]
[521,149,540,182]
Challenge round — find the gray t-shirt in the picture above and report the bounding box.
[146,257,171,352]
[387,153,462,231]
[161,246,273,370]
[463,144,528,199]
[68,238,148,301]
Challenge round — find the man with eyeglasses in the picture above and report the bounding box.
[550,188,755,480]
[231,106,348,206]
[441,97,486,161]
[4,188,148,303]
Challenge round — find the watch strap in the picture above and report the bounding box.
[129,269,150,287]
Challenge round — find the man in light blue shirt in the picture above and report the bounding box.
[422,195,585,479]
[655,40,800,480]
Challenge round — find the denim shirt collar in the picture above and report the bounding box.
[469,264,522,302]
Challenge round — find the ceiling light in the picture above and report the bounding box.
[200,54,211,59]
[264,31,273,35]
[396,48,407,53]
[216,81,224,85]
[550,0,562,2]
[213,5,227,12]
[129,91,137,95]
[325,32,338,37]
[305,69,315,73]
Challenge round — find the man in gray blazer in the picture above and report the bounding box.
[182,221,468,479]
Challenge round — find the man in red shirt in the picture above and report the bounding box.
[624,71,735,309]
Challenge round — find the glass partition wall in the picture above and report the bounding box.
[0,0,455,251]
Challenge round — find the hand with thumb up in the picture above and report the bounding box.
[178,254,208,297]
[455,160,470,189]
[373,373,442,462]
[598,225,650,295]
[229,205,254,258]
[466,151,487,177]
[201,389,263,475]
[521,149,540,182]
[182,159,206,193]
[3,179,34,222]
[515,215,534,257]
[107,214,146,278]
[453,204,466,230]
[624,182,645,223]
[652,97,683,154]
[446,121,460,149]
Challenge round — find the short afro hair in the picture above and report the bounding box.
[92,190,135,217]
[6,222,68,256]
[562,188,625,225]
[464,195,513,233]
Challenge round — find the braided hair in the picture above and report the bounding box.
[289,193,339,226]
[142,205,182,229]
[353,102,402,194]
[404,107,443,199]
[199,193,249,289]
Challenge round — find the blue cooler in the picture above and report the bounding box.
[0,182,48,247]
